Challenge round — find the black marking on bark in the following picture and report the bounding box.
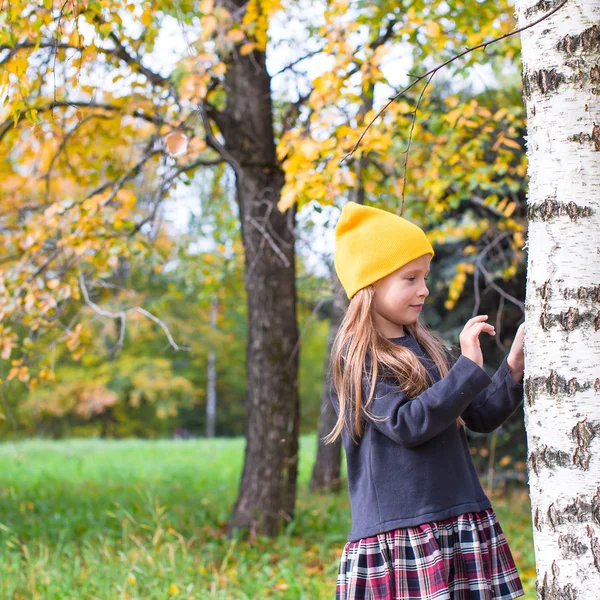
[547,502,560,531]
[523,68,566,98]
[570,124,600,151]
[539,280,552,300]
[564,496,588,522]
[557,25,600,55]
[593,123,600,151]
[558,534,588,559]
[593,486,600,527]
[560,283,600,302]
[547,486,600,530]
[539,306,600,333]
[528,198,594,221]
[525,0,564,18]
[539,560,577,599]
[569,418,596,470]
[567,376,578,395]
[534,506,543,531]
[587,525,600,572]
[529,445,572,476]
[524,370,598,408]
[591,64,600,95]
[595,378,600,393]
[524,376,534,407]
[527,369,600,401]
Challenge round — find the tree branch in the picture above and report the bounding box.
[78,267,187,355]
[342,0,569,162]
[0,100,162,142]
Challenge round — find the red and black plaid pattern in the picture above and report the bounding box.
[336,507,524,600]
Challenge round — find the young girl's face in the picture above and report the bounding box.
[372,254,431,337]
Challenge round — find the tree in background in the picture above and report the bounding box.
[1,0,304,538]
[276,0,528,491]
[1,0,559,542]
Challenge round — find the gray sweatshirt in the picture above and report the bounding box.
[329,331,524,542]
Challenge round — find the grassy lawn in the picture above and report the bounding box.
[0,436,536,599]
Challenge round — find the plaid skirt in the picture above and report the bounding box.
[336,507,524,600]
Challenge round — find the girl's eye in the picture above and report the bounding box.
[408,277,429,281]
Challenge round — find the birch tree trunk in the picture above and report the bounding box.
[206,297,218,438]
[515,0,600,596]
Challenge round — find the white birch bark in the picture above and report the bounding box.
[206,297,218,438]
[514,0,600,597]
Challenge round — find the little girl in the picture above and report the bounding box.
[325,202,526,600]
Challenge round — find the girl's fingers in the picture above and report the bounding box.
[467,315,489,323]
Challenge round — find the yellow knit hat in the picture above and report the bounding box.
[334,202,435,299]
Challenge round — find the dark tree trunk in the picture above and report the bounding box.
[310,269,348,491]
[216,41,300,538]
[309,85,369,490]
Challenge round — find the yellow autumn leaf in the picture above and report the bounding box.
[11,56,29,75]
[213,62,227,76]
[141,7,152,27]
[1,69,9,92]
[200,0,214,13]
[189,137,207,153]
[502,137,521,150]
[116,189,136,207]
[425,21,441,38]
[228,29,245,43]
[240,43,255,56]
[504,201,517,217]
[277,186,296,212]
[165,131,188,157]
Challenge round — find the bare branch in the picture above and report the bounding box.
[0,100,162,142]
[271,47,325,77]
[342,0,569,162]
[78,268,187,355]
[472,231,523,317]
[248,216,291,268]
[397,71,434,215]
[196,103,244,178]
[106,31,168,88]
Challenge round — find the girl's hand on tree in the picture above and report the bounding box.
[460,315,496,368]
[507,322,525,383]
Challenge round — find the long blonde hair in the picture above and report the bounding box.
[323,284,466,445]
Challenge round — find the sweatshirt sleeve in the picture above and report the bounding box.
[460,354,524,433]
[361,355,493,448]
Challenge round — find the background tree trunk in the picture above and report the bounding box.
[206,297,218,438]
[217,44,300,538]
[310,87,371,492]
[310,269,347,491]
[515,0,600,596]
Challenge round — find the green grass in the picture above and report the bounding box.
[0,436,536,599]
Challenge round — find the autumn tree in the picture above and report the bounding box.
[1,0,301,537]
[280,0,528,491]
